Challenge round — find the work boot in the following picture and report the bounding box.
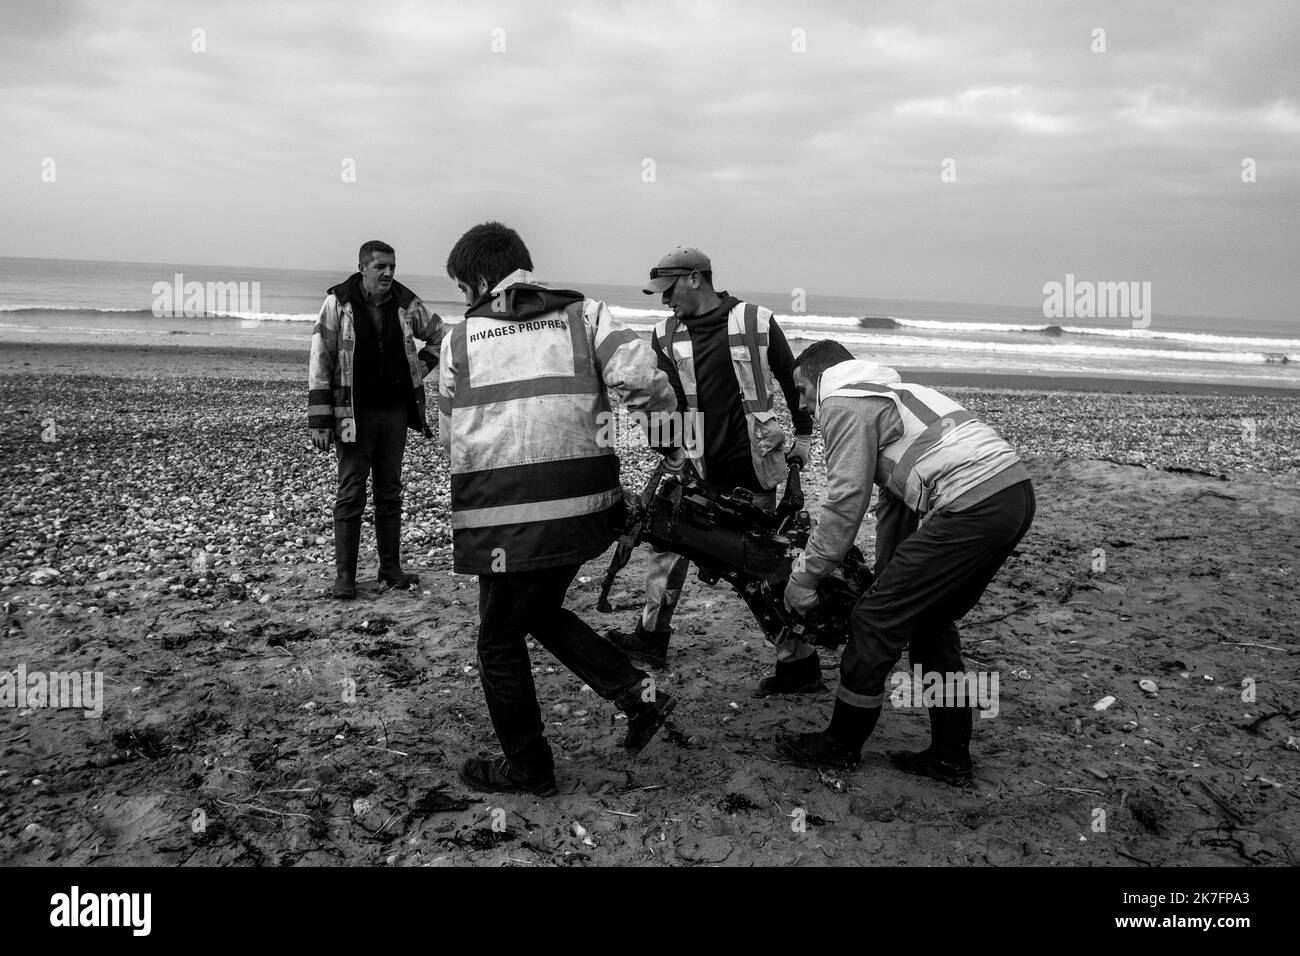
[754,651,825,697]
[376,514,419,590]
[889,706,974,787]
[458,756,558,797]
[604,621,670,670]
[332,518,361,600]
[618,688,677,755]
[775,700,881,770]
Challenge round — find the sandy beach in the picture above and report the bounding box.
[1,339,1298,867]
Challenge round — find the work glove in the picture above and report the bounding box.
[662,446,688,476]
[783,573,821,615]
[311,428,333,452]
[787,435,811,469]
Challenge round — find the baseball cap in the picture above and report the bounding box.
[643,246,712,294]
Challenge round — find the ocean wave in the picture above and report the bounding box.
[782,330,1298,365]
[0,305,153,314]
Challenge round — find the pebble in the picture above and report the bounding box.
[1093,695,1117,711]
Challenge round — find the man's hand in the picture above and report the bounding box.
[311,428,333,452]
[783,574,820,615]
[662,446,688,475]
[787,435,811,469]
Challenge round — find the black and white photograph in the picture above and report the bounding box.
[0,0,1295,916]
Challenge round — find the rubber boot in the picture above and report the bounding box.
[376,514,418,589]
[890,706,974,787]
[332,518,361,600]
[775,700,881,770]
[754,650,825,697]
[605,621,670,670]
[616,683,678,755]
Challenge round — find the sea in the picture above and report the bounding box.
[2,256,1297,389]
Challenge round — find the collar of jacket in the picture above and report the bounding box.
[328,273,417,311]
[676,292,739,329]
[817,358,903,408]
[466,269,583,321]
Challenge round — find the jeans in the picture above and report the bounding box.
[477,564,648,776]
[837,480,1036,707]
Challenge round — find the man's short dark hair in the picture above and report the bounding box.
[445,221,533,291]
[793,340,854,383]
[697,270,713,289]
[358,240,395,266]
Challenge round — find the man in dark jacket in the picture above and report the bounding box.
[308,240,443,599]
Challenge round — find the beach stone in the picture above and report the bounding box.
[29,567,60,585]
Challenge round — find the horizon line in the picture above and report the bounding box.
[0,252,1277,328]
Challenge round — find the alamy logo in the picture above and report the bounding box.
[594,409,703,454]
[889,665,1000,718]
[152,272,261,317]
[1,664,103,718]
[1042,273,1151,328]
[50,886,151,935]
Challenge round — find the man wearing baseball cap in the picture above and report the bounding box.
[605,246,820,696]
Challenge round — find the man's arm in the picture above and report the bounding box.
[651,333,688,414]
[588,300,677,417]
[792,396,887,590]
[768,318,815,464]
[407,298,445,378]
[308,295,340,449]
[437,332,455,455]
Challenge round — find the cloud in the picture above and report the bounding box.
[0,0,1296,321]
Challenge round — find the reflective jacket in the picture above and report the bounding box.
[654,302,787,489]
[818,359,1022,515]
[308,275,444,439]
[439,270,676,574]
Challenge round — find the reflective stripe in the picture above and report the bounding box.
[451,488,622,530]
[892,410,975,481]
[823,365,1020,514]
[307,404,333,417]
[595,327,641,370]
[836,684,885,708]
[829,383,939,425]
[741,304,769,408]
[655,302,786,487]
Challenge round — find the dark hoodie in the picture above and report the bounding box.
[329,273,417,410]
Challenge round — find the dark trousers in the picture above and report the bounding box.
[837,481,1036,707]
[334,403,407,522]
[477,564,647,776]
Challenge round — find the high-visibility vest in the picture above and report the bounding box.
[308,277,442,439]
[819,359,1022,515]
[655,302,787,489]
[439,273,674,574]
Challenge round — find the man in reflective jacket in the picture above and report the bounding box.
[308,240,443,600]
[439,221,680,796]
[605,246,820,697]
[776,340,1035,786]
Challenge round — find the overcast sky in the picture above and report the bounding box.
[1,0,1297,321]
